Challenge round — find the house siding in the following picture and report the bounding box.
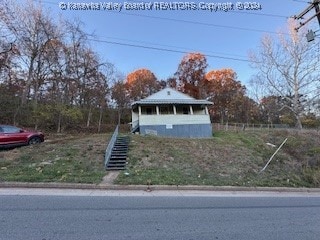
[131,87,213,138]
[140,123,213,138]
[139,114,210,126]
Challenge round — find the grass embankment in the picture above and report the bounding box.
[1,130,319,187]
[116,130,320,188]
[0,134,110,183]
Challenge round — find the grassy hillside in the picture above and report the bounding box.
[1,129,319,187]
[116,130,320,187]
[0,134,109,183]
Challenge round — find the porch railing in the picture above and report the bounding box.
[131,120,139,133]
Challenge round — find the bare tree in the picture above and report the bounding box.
[249,20,320,129]
[1,0,61,126]
[111,76,131,125]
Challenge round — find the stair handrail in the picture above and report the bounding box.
[104,125,119,168]
[131,119,139,132]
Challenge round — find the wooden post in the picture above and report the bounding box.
[205,106,209,115]
[189,105,193,115]
[260,138,288,173]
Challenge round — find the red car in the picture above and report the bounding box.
[0,125,45,149]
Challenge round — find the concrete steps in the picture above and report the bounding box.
[105,136,130,171]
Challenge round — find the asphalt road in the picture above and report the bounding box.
[0,192,320,240]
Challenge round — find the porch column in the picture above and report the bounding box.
[189,105,193,115]
[205,106,209,115]
[173,105,177,115]
[156,105,159,115]
[138,106,141,116]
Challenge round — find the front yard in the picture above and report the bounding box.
[1,129,320,188]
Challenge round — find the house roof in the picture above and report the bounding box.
[132,87,213,106]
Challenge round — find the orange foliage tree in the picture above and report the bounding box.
[126,68,159,101]
[175,52,208,99]
[205,69,247,123]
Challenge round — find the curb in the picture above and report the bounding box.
[1,182,320,193]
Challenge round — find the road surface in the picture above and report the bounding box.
[0,189,319,240]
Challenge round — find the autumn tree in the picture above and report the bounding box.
[175,52,208,99]
[0,0,115,131]
[205,69,246,123]
[126,68,159,101]
[166,77,177,89]
[158,79,167,89]
[228,95,260,124]
[45,26,113,132]
[0,20,20,123]
[1,0,62,127]
[259,96,282,125]
[111,78,131,124]
[249,20,320,129]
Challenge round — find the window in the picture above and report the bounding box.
[1,126,21,133]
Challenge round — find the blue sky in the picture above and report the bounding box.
[39,0,315,86]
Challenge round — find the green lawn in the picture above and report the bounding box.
[1,130,319,187]
[0,134,110,183]
[115,130,320,188]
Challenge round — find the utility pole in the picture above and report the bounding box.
[294,0,320,41]
[315,0,320,25]
[294,0,320,29]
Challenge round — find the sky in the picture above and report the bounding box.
[37,0,317,87]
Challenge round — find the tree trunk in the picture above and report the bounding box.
[295,115,302,130]
[293,80,302,130]
[118,108,122,125]
[57,112,62,133]
[98,106,103,133]
[86,106,92,127]
[22,54,36,105]
[220,110,224,124]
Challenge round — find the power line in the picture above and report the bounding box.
[113,11,284,35]
[36,0,290,62]
[230,11,288,18]
[294,0,320,32]
[88,38,252,62]
[110,0,289,19]
[123,0,289,18]
[293,0,312,3]
[41,0,288,35]
[96,35,247,58]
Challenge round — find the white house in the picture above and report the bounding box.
[131,87,213,138]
